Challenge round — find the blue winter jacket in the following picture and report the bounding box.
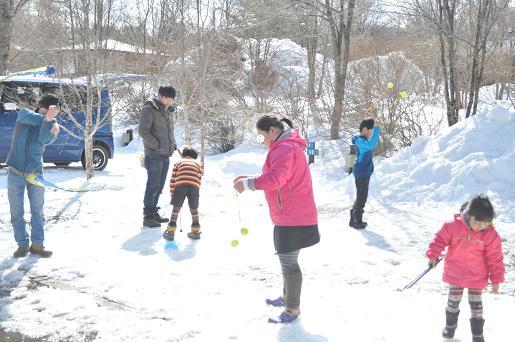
[6,108,57,176]
[352,126,381,179]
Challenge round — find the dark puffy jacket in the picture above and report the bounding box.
[138,97,176,156]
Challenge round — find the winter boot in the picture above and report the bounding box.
[266,296,286,307]
[350,210,367,229]
[268,309,300,324]
[187,224,201,240]
[442,310,460,339]
[13,245,29,258]
[470,317,485,342]
[155,207,169,223]
[163,223,176,241]
[143,208,161,228]
[29,245,53,258]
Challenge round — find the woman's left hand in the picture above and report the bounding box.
[233,175,249,193]
[492,283,500,294]
[234,175,249,183]
[233,179,246,193]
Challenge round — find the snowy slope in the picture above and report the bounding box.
[372,105,515,219]
[0,104,514,341]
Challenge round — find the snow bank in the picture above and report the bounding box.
[370,104,515,220]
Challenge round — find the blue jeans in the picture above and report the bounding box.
[143,155,170,211]
[7,169,46,247]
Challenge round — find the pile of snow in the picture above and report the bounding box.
[368,105,515,220]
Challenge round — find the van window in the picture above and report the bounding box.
[0,82,42,109]
[0,82,99,112]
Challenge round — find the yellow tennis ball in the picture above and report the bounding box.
[240,227,249,235]
[231,240,239,247]
[387,82,395,89]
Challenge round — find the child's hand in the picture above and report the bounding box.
[492,283,500,294]
[50,123,60,136]
[45,105,60,121]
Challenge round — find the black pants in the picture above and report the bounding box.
[143,155,169,211]
[352,176,370,215]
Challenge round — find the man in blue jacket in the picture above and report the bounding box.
[7,94,60,257]
[350,118,381,229]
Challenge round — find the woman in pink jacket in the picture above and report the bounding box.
[234,115,320,324]
[426,195,504,342]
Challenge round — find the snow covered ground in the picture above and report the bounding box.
[0,103,514,341]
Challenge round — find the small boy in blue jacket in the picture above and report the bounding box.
[7,94,60,257]
[349,118,381,229]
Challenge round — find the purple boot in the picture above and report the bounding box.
[266,296,285,307]
[268,311,299,324]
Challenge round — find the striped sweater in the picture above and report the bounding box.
[170,158,203,192]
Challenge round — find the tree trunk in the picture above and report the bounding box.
[84,132,94,179]
[180,0,191,145]
[330,61,344,139]
[465,0,484,118]
[316,55,327,98]
[438,0,459,126]
[0,3,15,75]
[306,16,318,112]
[326,0,355,140]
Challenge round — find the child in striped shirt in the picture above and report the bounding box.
[163,147,203,241]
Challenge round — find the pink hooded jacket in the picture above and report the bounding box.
[426,214,505,289]
[253,129,318,226]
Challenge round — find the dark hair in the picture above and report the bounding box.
[182,147,198,159]
[158,85,176,99]
[38,94,60,109]
[359,118,374,131]
[256,115,293,131]
[462,194,495,222]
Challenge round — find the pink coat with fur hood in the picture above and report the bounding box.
[253,129,318,226]
[426,214,505,289]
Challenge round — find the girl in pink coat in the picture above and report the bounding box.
[234,115,320,324]
[426,195,504,342]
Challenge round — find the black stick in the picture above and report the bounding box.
[403,258,442,290]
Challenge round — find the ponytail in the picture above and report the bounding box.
[256,115,293,131]
[280,118,293,129]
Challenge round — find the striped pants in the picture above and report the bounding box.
[278,250,302,310]
[446,286,483,319]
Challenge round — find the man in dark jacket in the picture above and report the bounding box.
[139,85,177,227]
[349,118,381,229]
[7,94,60,258]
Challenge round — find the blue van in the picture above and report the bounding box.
[0,76,114,171]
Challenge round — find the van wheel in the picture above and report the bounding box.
[81,145,109,171]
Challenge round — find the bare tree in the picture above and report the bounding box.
[0,0,31,74]
[296,0,356,139]
[463,0,511,118]
[49,0,124,179]
[402,0,461,126]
